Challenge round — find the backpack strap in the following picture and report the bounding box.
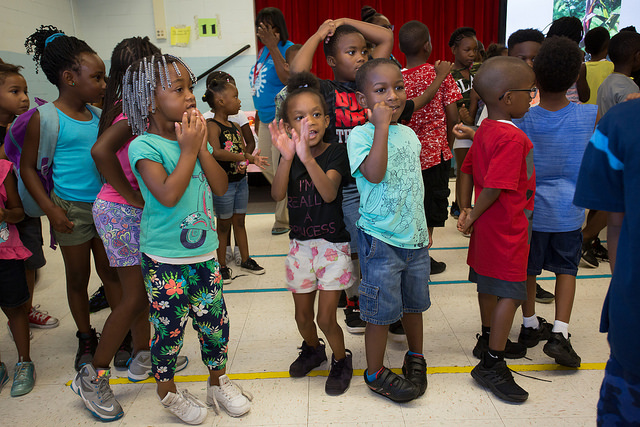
[36,102,60,177]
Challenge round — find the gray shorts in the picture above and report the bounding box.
[50,191,99,246]
[469,267,527,300]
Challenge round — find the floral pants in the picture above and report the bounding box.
[141,253,229,382]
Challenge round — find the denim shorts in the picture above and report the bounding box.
[341,182,360,254]
[357,228,431,325]
[213,176,248,220]
[527,229,582,277]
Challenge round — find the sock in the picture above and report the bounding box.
[366,367,384,382]
[96,368,110,377]
[523,314,540,329]
[407,351,424,358]
[552,320,569,339]
[484,349,505,368]
[481,325,491,339]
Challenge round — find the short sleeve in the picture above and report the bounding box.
[128,135,164,174]
[231,110,249,127]
[326,143,350,178]
[347,125,373,177]
[484,134,525,191]
[442,74,463,107]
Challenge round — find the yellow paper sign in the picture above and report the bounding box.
[171,26,191,46]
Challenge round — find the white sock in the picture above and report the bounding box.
[523,314,539,329]
[552,320,569,339]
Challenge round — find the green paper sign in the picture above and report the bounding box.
[198,18,218,37]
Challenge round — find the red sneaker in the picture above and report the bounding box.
[28,305,59,329]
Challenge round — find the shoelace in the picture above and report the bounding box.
[95,373,117,402]
[175,389,207,416]
[80,332,99,355]
[29,305,51,321]
[14,362,31,383]
[218,379,254,403]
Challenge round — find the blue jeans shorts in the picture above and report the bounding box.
[341,182,360,254]
[527,229,582,276]
[357,228,431,325]
[213,176,248,220]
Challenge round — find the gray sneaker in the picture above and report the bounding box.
[127,350,189,382]
[71,364,123,421]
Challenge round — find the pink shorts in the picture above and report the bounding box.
[285,238,355,294]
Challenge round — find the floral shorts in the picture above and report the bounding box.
[285,238,354,293]
[92,198,142,267]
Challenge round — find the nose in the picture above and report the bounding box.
[388,88,399,101]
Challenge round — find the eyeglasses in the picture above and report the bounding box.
[498,87,538,101]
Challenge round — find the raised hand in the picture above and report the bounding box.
[316,19,337,42]
[368,101,393,127]
[250,148,270,170]
[176,109,205,156]
[294,117,313,163]
[434,60,454,77]
[452,123,475,140]
[257,22,280,50]
[269,119,296,161]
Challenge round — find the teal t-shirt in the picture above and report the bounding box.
[347,122,429,249]
[128,133,218,258]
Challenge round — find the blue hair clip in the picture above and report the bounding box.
[45,33,66,47]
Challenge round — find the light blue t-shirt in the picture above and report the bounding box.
[129,133,218,258]
[514,102,598,232]
[347,122,429,249]
[249,41,293,123]
[52,108,102,202]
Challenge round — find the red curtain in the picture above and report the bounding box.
[254,0,502,79]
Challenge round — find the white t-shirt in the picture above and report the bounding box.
[202,110,249,127]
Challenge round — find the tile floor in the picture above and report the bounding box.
[0,181,612,426]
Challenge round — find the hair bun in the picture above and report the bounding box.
[361,5,377,22]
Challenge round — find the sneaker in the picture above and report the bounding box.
[518,317,553,348]
[7,321,33,341]
[344,297,366,334]
[592,238,609,262]
[473,334,526,359]
[402,352,427,396]
[234,246,242,266]
[543,332,581,368]
[71,364,123,421]
[88,285,109,313]
[10,359,35,397]
[535,283,555,304]
[364,367,420,402]
[0,362,8,393]
[450,201,461,219]
[161,389,208,425]
[225,246,234,265]
[28,305,59,329]
[289,339,327,377]
[471,353,528,403]
[75,329,99,371]
[127,350,189,382]
[271,227,289,235]
[581,243,599,268]
[240,257,265,275]
[338,290,347,308]
[113,331,132,369]
[220,266,233,284]
[207,374,252,417]
[430,257,446,275]
[389,319,406,342]
[325,350,353,396]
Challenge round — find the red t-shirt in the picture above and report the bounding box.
[461,119,535,282]
[402,63,462,170]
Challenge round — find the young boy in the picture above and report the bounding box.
[583,27,614,105]
[597,31,640,116]
[348,58,430,403]
[457,56,536,403]
[513,37,598,367]
[398,21,459,275]
[574,96,640,426]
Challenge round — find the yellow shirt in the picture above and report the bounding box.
[586,60,615,104]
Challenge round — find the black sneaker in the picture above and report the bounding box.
[88,285,109,313]
[289,339,327,377]
[543,332,581,368]
[581,243,599,268]
[344,297,366,334]
[592,238,609,262]
[240,257,265,275]
[430,257,446,275]
[364,367,420,402]
[535,283,555,303]
[220,266,233,284]
[113,331,132,369]
[338,290,348,308]
[402,352,427,396]
[473,334,527,359]
[389,319,406,342]
[471,353,528,403]
[518,317,553,348]
[325,350,353,396]
[450,201,461,219]
[75,328,99,371]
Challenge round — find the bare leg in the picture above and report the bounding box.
[365,323,389,373]
[292,292,320,347]
[60,241,93,333]
[554,274,576,323]
[402,313,423,354]
[231,213,250,262]
[316,290,346,360]
[478,292,497,328]
[216,218,233,267]
[488,298,522,352]
[582,209,607,243]
[521,275,537,318]
[454,147,470,204]
[3,304,31,361]
[208,366,227,386]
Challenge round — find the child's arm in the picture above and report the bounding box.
[290,19,337,73]
[135,110,205,207]
[0,170,25,224]
[240,123,256,155]
[333,18,394,59]
[91,120,144,208]
[452,123,476,140]
[411,61,453,111]
[358,102,392,183]
[445,102,458,149]
[236,123,269,170]
[21,111,74,233]
[460,89,480,125]
[576,63,590,103]
[269,120,295,201]
[457,171,501,235]
[257,22,290,84]
[208,122,245,164]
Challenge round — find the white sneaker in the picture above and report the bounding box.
[127,350,189,382]
[225,246,234,265]
[160,389,208,425]
[207,375,252,417]
[234,246,242,266]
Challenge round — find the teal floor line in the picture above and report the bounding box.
[252,246,469,259]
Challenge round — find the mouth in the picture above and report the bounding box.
[309,129,319,138]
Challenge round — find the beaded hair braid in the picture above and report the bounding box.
[122,54,195,135]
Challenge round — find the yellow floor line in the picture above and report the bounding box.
[65,362,606,386]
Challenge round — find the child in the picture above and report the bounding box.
[125,54,251,423]
[274,44,303,122]
[457,56,536,403]
[348,58,430,403]
[546,17,585,103]
[597,31,640,116]
[269,72,353,395]
[0,60,30,137]
[573,97,640,426]
[513,36,598,368]
[0,158,35,396]
[22,25,119,371]
[202,76,268,283]
[399,20,460,274]
[583,27,614,105]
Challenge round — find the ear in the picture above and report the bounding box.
[61,69,75,87]
[356,91,368,109]
[327,55,337,68]
[425,41,432,56]
[323,114,330,128]
[283,121,292,134]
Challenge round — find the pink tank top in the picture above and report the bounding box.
[0,159,32,260]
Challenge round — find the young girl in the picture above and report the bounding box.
[124,54,251,423]
[448,27,480,219]
[268,72,353,396]
[22,25,120,371]
[0,159,35,397]
[202,76,268,283]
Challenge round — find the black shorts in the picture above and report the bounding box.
[422,157,451,228]
[16,215,46,270]
[469,267,527,301]
[0,259,30,308]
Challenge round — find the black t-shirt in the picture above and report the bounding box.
[208,119,245,183]
[287,143,350,243]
